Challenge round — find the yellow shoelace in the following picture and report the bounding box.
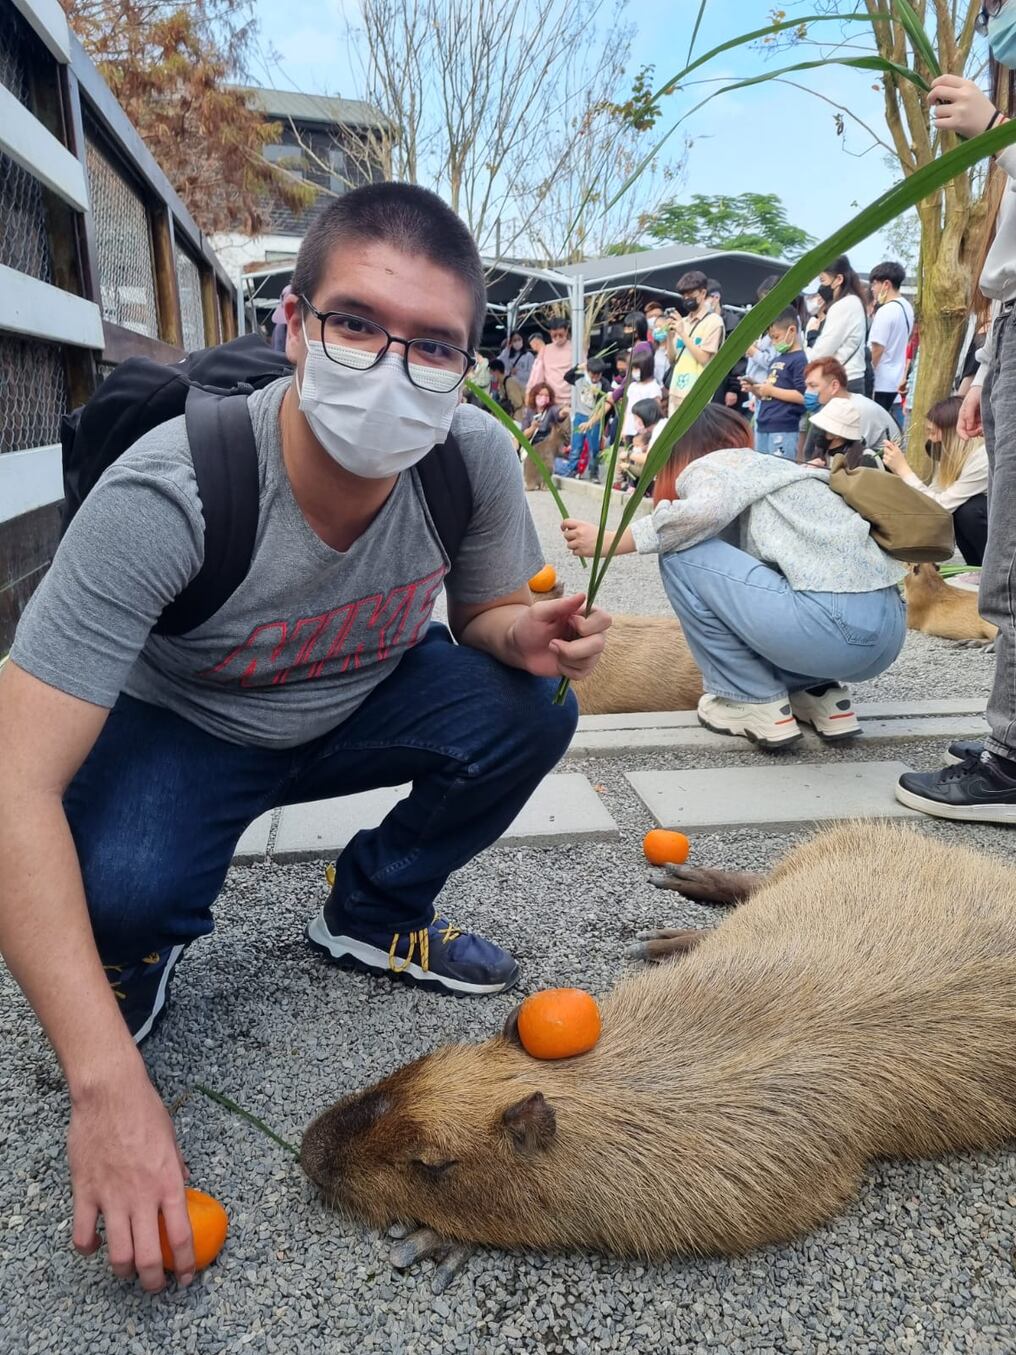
[388,919,462,974]
[102,953,162,1002]
[324,864,462,975]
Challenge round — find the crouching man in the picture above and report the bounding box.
[0,183,609,1291]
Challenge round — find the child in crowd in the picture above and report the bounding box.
[741,308,807,459]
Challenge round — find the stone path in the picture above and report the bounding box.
[233,700,985,863]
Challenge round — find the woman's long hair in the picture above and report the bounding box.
[822,254,868,308]
[652,406,754,504]
[926,394,981,490]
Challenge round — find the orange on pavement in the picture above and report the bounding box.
[160,1187,229,1273]
[643,829,691,867]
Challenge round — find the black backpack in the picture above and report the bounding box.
[60,333,473,636]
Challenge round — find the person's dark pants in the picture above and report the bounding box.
[846,377,866,395]
[953,493,988,567]
[980,303,1016,757]
[872,389,904,426]
[64,625,578,962]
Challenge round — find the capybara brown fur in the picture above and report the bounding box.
[301,824,1016,1260]
[572,615,703,715]
[522,415,569,490]
[904,563,997,643]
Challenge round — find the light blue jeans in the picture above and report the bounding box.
[659,540,906,703]
[754,429,797,458]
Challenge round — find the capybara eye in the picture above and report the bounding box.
[411,1158,459,1181]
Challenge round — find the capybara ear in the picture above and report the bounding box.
[501,1003,524,1047]
[501,1092,557,1154]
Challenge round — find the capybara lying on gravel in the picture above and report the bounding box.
[904,563,997,644]
[573,615,702,715]
[301,824,1016,1280]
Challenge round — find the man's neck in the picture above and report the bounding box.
[280,383,397,552]
[692,303,709,321]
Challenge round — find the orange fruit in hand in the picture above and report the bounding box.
[517,987,602,1060]
[643,829,690,867]
[528,564,557,593]
[159,1187,229,1273]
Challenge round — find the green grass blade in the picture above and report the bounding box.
[892,0,941,78]
[606,55,926,215]
[465,381,585,569]
[686,0,708,65]
[589,114,1016,600]
[193,1084,300,1159]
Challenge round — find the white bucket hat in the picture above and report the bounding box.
[808,396,862,442]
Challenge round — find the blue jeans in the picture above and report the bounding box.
[63,625,578,961]
[659,541,906,703]
[556,414,601,477]
[754,429,797,459]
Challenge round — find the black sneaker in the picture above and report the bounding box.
[306,875,519,996]
[945,739,984,765]
[896,752,1016,823]
[104,945,187,1044]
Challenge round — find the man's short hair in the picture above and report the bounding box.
[869,260,906,289]
[676,269,708,293]
[804,356,849,386]
[291,182,486,348]
[643,299,664,314]
[547,314,571,332]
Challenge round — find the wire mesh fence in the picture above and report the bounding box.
[0,6,55,283]
[175,243,206,351]
[0,334,69,455]
[0,1,32,108]
[84,130,159,338]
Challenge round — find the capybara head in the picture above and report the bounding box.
[903,562,944,596]
[300,1031,561,1245]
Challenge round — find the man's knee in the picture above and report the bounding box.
[479,667,578,769]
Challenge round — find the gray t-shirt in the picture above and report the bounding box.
[12,378,543,748]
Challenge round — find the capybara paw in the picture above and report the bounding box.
[649,864,762,905]
[389,1225,473,1294]
[628,928,707,962]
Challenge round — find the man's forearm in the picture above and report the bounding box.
[688,345,713,367]
[0,791,144,1096]
[456,603,532,670]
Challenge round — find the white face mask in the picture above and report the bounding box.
[296,322,462,479]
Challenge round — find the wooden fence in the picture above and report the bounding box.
[0,0,240,653]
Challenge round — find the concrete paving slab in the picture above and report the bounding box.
[569,715,987,758]
[233,809,276,863]
[626,760,918,832]
[573,699,984,733]
[268,772,618,861]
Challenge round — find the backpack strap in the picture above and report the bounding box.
[155,390,261,636]
[417,432,473,568]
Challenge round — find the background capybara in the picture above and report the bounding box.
[301,824,1016,1262]
[904,563,997,643]
[522,416,568,490]
[572,615,702,715]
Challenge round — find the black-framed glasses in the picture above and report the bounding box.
[976,1,1002,34]
[300,298,474,394]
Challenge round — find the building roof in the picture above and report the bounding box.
[239,86,387,130]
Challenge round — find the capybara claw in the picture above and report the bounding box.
[650,864,763,905]
[388,1221,414,1240]
[431,1244,473,1294]
[390,1227,445,1269]
[630,928,706,962]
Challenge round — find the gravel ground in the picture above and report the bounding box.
[2,486,1013,1355]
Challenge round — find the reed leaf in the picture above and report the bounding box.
[607,53,927,216]
[686,0,708,65]
[465,381,585,568]
[892,0,942,78]
[194,1084,300,1159]
[550,113,1016,703]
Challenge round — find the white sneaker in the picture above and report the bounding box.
[790,683,860,740]
[697,693,802,750]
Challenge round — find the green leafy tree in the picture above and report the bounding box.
[644,191,815,259]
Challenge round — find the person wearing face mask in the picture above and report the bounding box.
[0,182,613,1293]
[801,356,901,458]
[526,316,573,408]
[895,11,1016,822]
[881,395,989,565]
[665,269,726,415]
[740,309,807,459]
[497,330,534,387]
[867,261,913,423]
[807,255,869,392]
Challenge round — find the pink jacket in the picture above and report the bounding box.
[526,342,573,407]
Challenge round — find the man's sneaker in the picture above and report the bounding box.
[104,945,187,1045]
[306,898,519,996]
[789,683,861,740]
[945,739,983,765]
[896,752,1016,823]
[697,693,802,750]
